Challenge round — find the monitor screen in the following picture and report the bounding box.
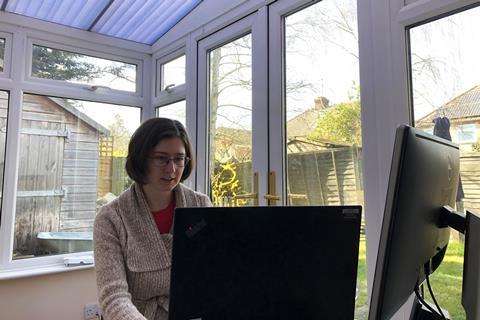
[169,205,362,320]
[368,125,460,320]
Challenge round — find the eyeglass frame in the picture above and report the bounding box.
[149,155,190,167]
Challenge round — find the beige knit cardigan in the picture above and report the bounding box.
[94,182,212,320]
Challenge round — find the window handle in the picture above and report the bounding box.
[165,84,175,93]
[86,85,111,91]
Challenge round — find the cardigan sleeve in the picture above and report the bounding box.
[94,205,147,320]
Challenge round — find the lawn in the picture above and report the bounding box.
[354,237,465,320]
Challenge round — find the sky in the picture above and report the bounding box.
[410,6,480,122]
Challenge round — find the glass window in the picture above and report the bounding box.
[160,55,186,91]
[13,94,140,259]
[156,100,186,126]
[0,38,5,72]
[456,124,476,143]
[0,91,8,218]
[410,6,480,319]
[284,1,365,317]
[208,35,253,207]
[31,45,137,92]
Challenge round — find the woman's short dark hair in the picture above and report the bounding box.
[125,117,194,184]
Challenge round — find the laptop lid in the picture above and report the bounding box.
[169,205,361,320]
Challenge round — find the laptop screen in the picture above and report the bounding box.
[169,205,361,320]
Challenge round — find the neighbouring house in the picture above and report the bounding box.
[416,85,480,151]
[0,94,109,257]
[287,96,330,138]
[416,85,480,214]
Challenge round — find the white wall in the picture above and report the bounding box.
[0,269,97,320]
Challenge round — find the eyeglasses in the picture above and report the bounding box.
[150,155,190,167]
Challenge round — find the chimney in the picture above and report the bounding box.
[314,96,329,110]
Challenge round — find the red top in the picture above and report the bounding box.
[152,200,176,234]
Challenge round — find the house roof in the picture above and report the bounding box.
[0,0,201,45]
[287,109,323,138]
[416,85,480,127]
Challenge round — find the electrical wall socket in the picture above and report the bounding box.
[84,303,101,320]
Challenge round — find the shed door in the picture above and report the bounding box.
[14,119,66,256]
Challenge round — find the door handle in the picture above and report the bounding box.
[288,193,308,200]
[264,194,281,201]
[264,171,281,206]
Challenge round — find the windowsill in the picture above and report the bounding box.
[0,262,94,280]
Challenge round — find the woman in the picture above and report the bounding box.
[94,118,212,320]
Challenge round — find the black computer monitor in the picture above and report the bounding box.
[368,125,460,320]
[169,205,362,320]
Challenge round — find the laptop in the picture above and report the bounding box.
[169,205,362,320]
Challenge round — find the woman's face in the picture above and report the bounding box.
[146,137,187,192]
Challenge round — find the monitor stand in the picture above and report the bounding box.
[428,207,480,320]
[462,210,480,320]
[410,297,450,320]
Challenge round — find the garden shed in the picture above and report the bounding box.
[0,94,108,257]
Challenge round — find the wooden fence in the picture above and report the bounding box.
[286,147,363,206]
[228,146,364,208]
[459,152,480,213]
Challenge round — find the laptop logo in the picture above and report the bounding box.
[185,219,207,238]
[342,208,359,219]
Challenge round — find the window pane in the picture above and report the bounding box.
[0,91,8,221]
[0,38,5,72]
[156,100,186,126]
[410,6,480,319]
[209,35,252,207]
[161,55,186,90]
[284,1,365,317]
[13,94,140,259]
[31,45,137,92]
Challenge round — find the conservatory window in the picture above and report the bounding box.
[410,5,480,319]
[0,32,12,77]
[456,124,476,143]
[0,91,8,213]
[13,94,140,260]
[156,100,186,126]
[160,54,186,91]
[31,44,138,92]
[0,38,5,73]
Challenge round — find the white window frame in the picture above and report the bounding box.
[0,20,151,279]
[0,31,13,78]
[153,36,200,188]
[156,49,186,99]
[361,0,480,318]
[268,0,322,205]
[195,10,269,198]
[26,38,143,98]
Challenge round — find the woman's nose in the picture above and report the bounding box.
[164,159,176,172]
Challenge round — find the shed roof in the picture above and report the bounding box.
[50,97,110,135]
